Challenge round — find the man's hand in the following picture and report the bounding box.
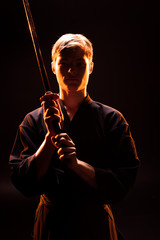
[40,92,63,137]
[52,133,97,188]
[52,133,78,168]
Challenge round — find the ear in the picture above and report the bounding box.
[89,61,94,74]
[51,61,56,74]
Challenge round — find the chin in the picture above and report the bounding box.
[67,83,80,90]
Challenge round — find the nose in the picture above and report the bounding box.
[68,68,72,73]
[68,67,77,75]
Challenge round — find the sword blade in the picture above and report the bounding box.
[22,0,51,92]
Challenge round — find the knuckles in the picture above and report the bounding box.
[53,134,76,159]
[40,93,59,103]
[44,107,59,118]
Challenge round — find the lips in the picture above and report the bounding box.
[66,78,79,81]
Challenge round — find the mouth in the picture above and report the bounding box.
[66,78,79,81]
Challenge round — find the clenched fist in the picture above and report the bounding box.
[52,133,78,168]
[40,92,63,136]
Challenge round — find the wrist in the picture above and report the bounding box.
[65,158,79,170]
[35,133,55,157]
[45,132,55,145]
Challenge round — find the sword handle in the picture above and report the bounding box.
[41,91,62,135]
[53,120,61,134]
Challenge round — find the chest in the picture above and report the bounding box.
[63,107,108,167]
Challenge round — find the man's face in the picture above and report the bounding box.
[52,46,93,93]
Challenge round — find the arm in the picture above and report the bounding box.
[35,133,56,181]
[52,133,97,189]
[34,92,63,180]
[9,93,63,196]
[94,115,140,203]
[72,160,97,189]
[52,113,139,204]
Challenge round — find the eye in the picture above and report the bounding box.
[59,62,69,68]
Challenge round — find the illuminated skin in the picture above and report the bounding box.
[52,47,93,97]
[36,46,97,188]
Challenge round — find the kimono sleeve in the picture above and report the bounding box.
[9,112,57,197]
[95,110,140,204]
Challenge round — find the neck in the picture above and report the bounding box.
[59,89,87,119]
[60,88,87,108]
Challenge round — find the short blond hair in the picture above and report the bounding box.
[51,33,93,63]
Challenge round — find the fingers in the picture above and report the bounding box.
[40,93,64,135]
[44,106,61,122]
[58,152,77,161]
[40,92,60,113]
[40,92,59,103]
[57,147,76,161]
[41,96,59,114]
[56,99,64,123]
[57,146,76,155]
[51,133,77,162]
[53,133,74,147]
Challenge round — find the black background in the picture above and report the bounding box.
[0,0,159,239]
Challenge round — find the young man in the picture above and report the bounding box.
[9,34,139,240]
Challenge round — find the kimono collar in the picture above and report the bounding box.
[58,93,92,111]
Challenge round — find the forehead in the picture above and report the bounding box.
[58,46,85,61]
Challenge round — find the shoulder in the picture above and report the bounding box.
[88,99,129,132]
[20,107,46,133]
[89,100,119,114]
[90,99,127,122]
[23,107,43,125]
